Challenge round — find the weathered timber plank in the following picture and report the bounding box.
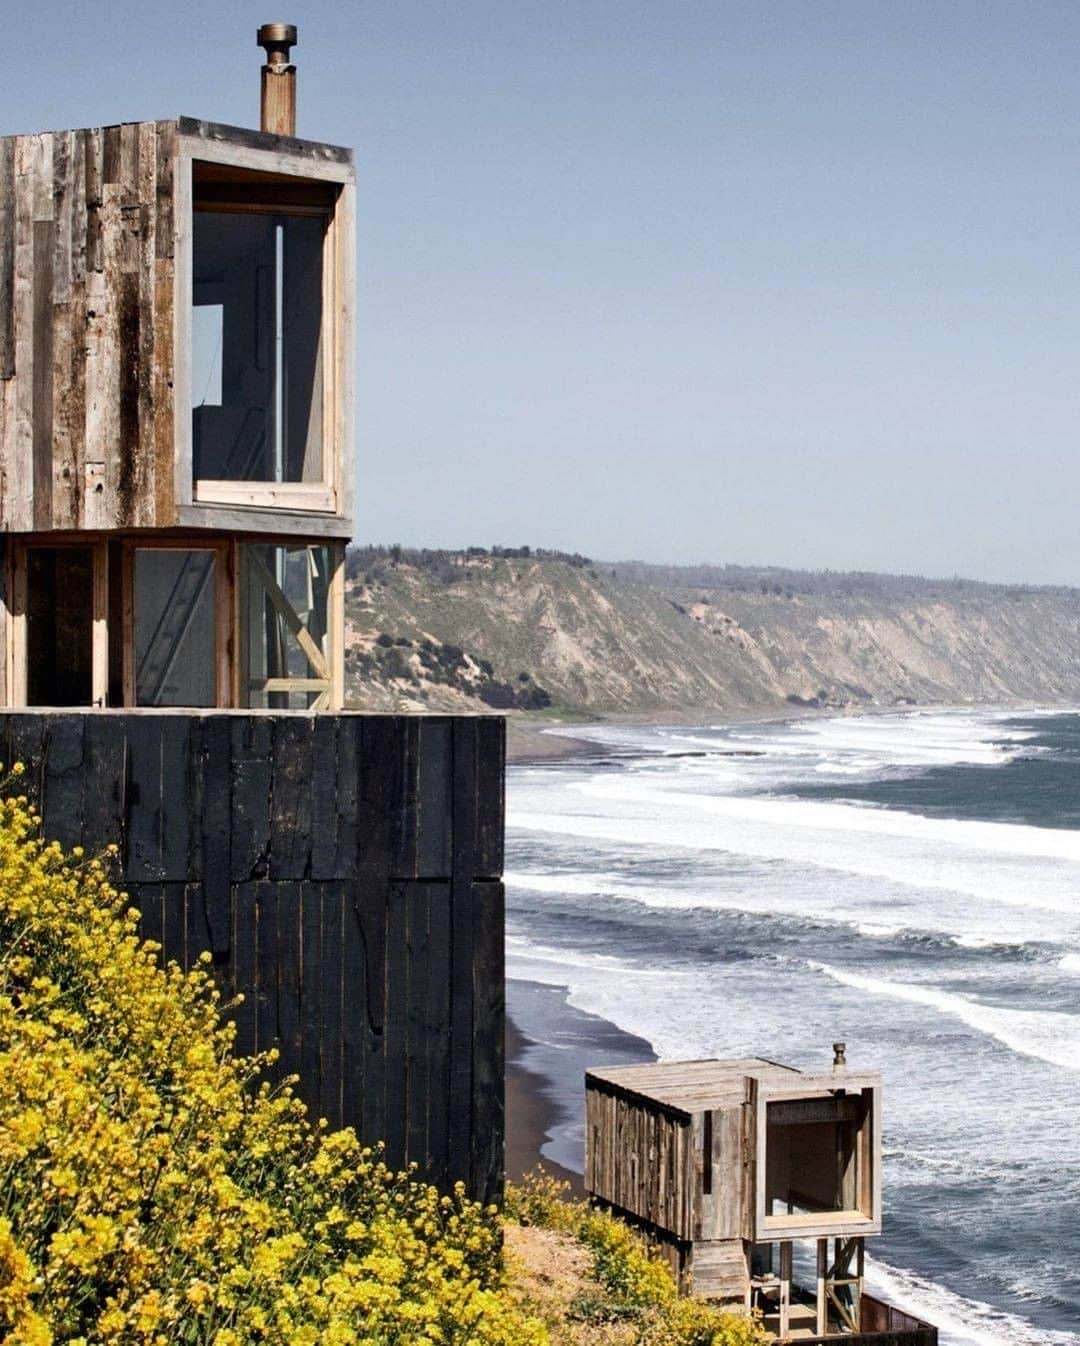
[32,219,54,529]
[405,882,430,1167]
[12,138,35,531]
[276,880,302,1083]
[40,714,84,850]
[447,718,478,1184]
[158,715,192,879]
[425,883,452,1180]
[80,713,125,857]
[135,120,157,526]
[196,716,232,955]
[416,718,452,878]
[299,881,328,1121]
[383,878,409,1171]
[231,880,258,1057]
[0,137,14,378]
[310,715,342,880]
[470,879,504,1203]
[124,715,164,881]
[230,716,272,880]
[475,717,505,878]
[269,717,313,879]
[177,116,353,167]
[255,881,279,1054]
[161,880,187,970]
[357,866,388,1150]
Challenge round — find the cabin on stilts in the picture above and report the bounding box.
[0,25,505,1202]
[585,1048,937,1344]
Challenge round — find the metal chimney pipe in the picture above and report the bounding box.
[257,22,297,137]
[832,1041,847,1071]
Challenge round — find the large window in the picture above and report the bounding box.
[191,163,338,509]
[762,1092,875,1232]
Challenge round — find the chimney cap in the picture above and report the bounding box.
[257,22,297,59]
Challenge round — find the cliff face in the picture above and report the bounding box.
[344,552,1080,715]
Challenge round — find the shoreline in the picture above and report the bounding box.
[505,697,1062,764]
[505,979,657,1191]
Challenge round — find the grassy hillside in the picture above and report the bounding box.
[344,548,1080,715]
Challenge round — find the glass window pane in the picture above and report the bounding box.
[27,548,94,706]
[134,550,217,707]
[192,209,324,484]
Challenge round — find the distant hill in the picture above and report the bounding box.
[343,546,1080,715]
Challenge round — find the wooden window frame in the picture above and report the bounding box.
[121,538,234,709]
[7,539,108,708]
[175,141,354,527]
[751,1077,882,1243]
[239,540,344,711]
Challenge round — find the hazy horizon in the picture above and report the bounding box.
[10,2,1080,585]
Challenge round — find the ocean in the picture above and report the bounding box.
[504,708,1080,1346]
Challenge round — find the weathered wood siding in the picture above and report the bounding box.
[585,1082,696,1239]
[0,121,177,531]
[0,710,505,1201]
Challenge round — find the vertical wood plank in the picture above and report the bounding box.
[47,128,73,531]
[383,878,408,1171]
[230,715,272,881]
[135,120,157,526]
[447,718,478,1186]
[255,880,279,1055]
[161,880,187,971]
[32,218,54,529]
[416,718,452,878]
[231,879,258,1058]
[276,880,302,1083]
[405,881,430,1168]
[41,714,85,849]
[196,715,232,955]
[269,716,313,878]
[470,878,504,1203]
[0,137,16,379]
[12,138,35,531]
[299,881,327,1121]
[124,714,163,882]
[81,710,125,855]
[475,716,505,878]
[425,883,452,1183]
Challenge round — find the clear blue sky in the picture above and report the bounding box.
[9,2,1080,582]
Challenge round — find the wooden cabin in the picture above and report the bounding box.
[586,1051,936,1344]
[0,24,352,710]
[0,26,506,1203]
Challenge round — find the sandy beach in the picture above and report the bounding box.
[505,979,657,1192]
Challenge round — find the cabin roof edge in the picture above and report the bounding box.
[177,116,353,165]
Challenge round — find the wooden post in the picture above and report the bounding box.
[816,1237,827,1335]
[779,1241,792,1340]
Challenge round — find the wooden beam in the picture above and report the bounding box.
[247,547,329,680]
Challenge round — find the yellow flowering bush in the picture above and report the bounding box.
[505,1172,766,1346]
[0,779,545,1346]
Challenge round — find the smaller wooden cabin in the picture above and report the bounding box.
[586,1052,934,1343]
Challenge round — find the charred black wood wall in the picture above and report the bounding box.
[0,710,505,1202]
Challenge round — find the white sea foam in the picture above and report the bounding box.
[864,1255,1080,1346]
[809,961,1080,1072]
